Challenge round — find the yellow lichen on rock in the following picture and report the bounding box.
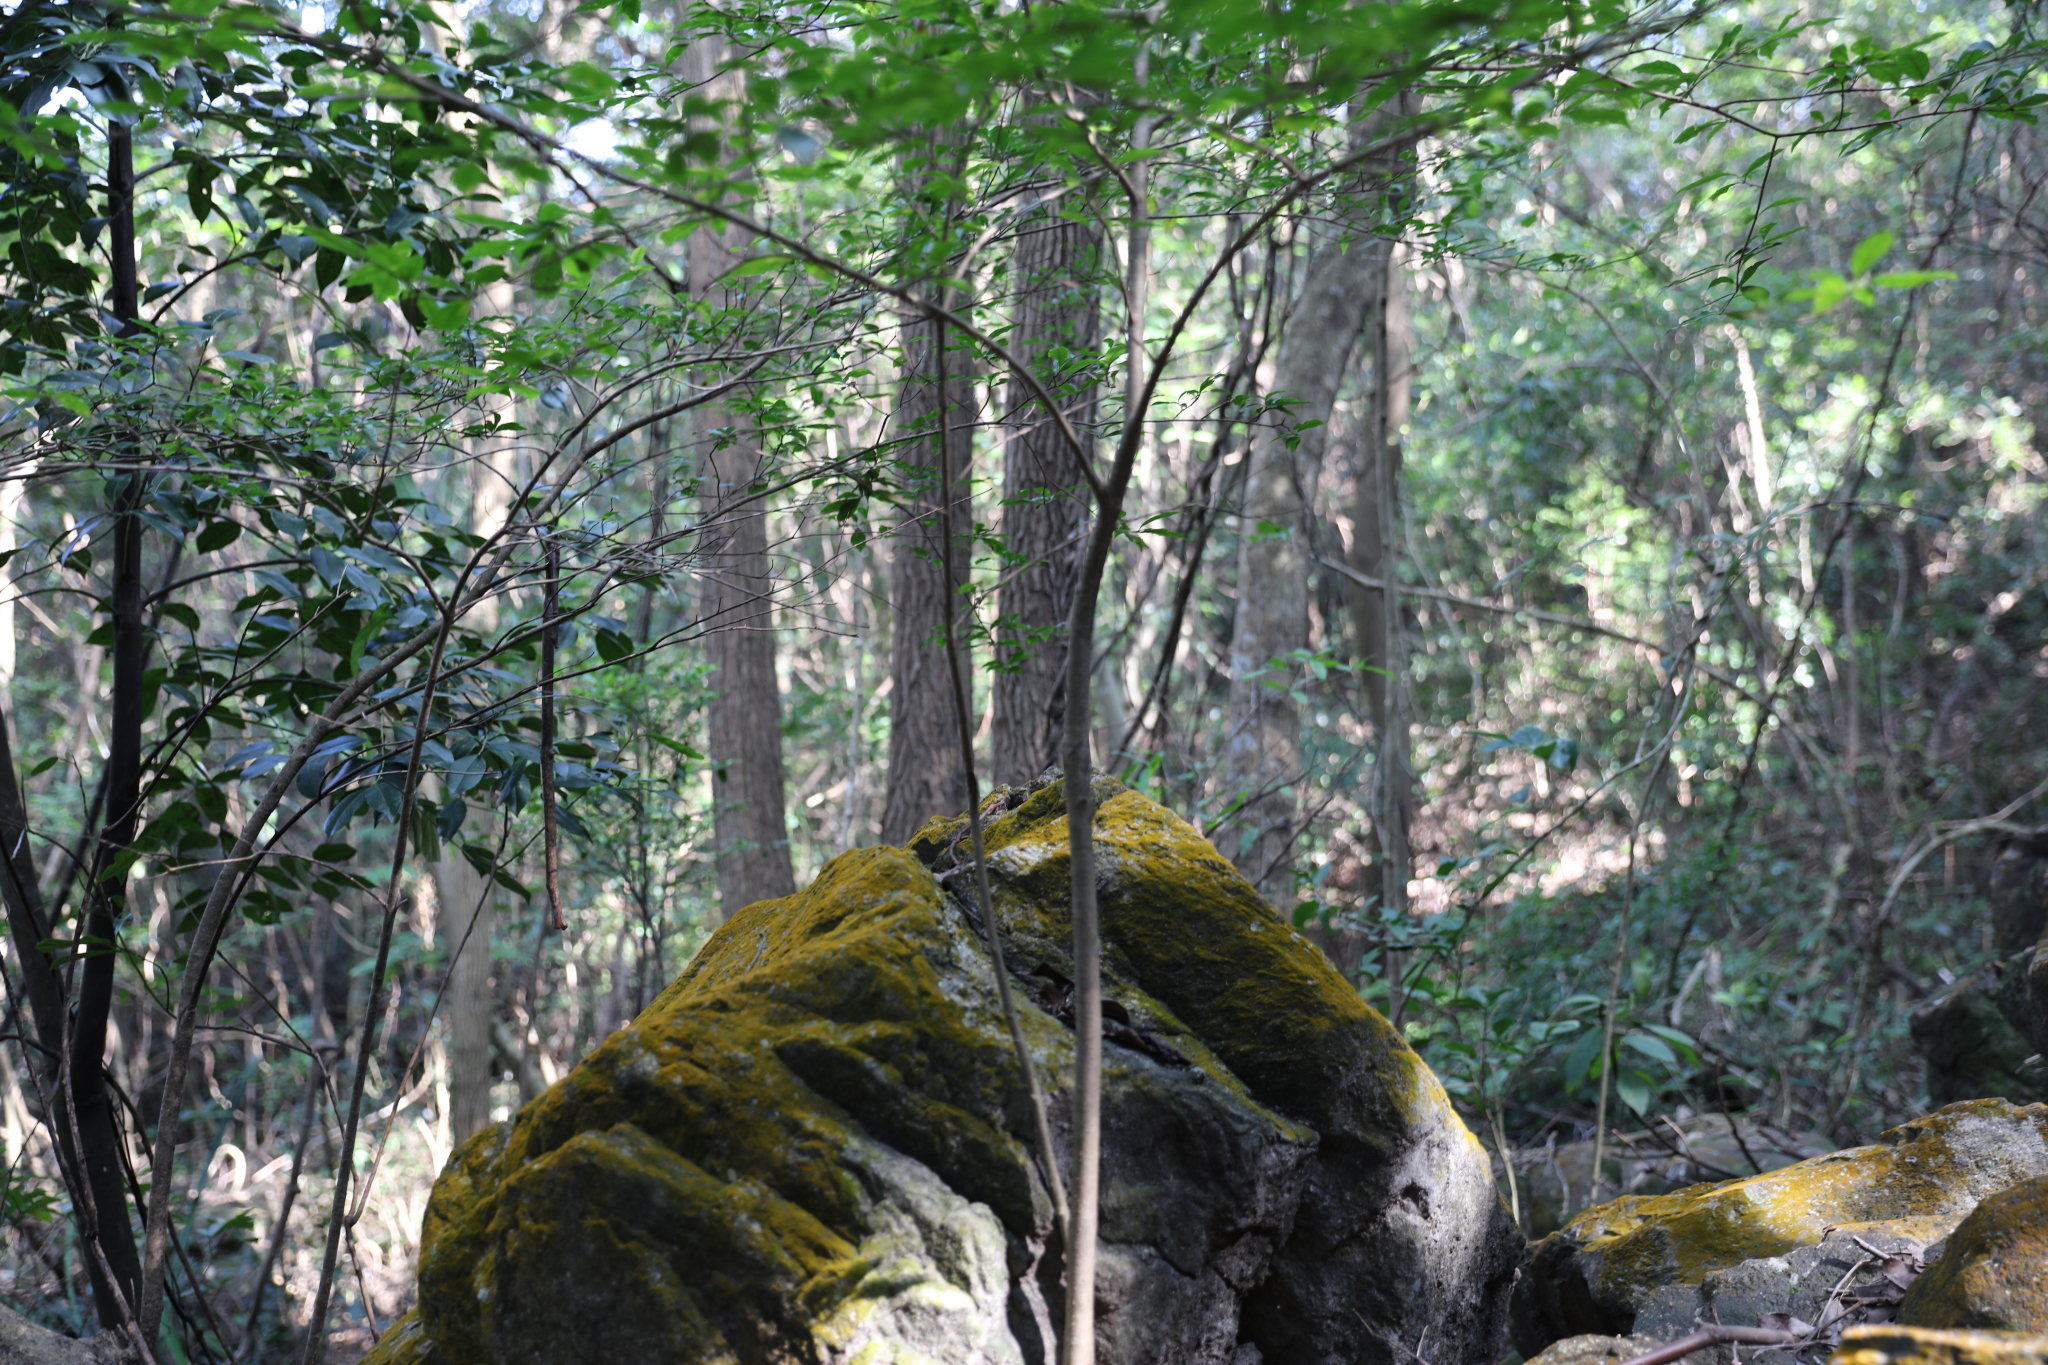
[1516,1100,2048,1354]
[1831,1326,2048,1365]
[1901,1175,2048,1332]
[360,1308,437,1365]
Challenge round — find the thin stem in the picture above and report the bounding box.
[932,313,1074,1263]
[298,618,456,1365]
[541,536,566,931]
[1059,29,1157,1365]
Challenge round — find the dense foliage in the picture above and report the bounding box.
[0,0,2041,1357]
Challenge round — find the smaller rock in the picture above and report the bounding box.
[361,1309,436,1365]
[1831,1325,2048,1365]
[1524,1334,1656,1365]
[1513,1099,2048,1357]
[1901,1176,2048,1332]
[1513,1116,1833,1238]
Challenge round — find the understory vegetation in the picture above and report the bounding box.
[0,0,2042,1357]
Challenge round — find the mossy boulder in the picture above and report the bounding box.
[372,776,1519,1365]
[1514,1100,2048,1358]
[1900,1175,2048,1332]
[1831,1326,2048,1365]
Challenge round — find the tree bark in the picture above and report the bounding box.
[77,117,146,1335]
[993,210,1096,786]
[1222,235,1381,906]
[1349,234,1415,927]
[690,39,796,913]
[435,851,496,1141]
[881,316,976,842]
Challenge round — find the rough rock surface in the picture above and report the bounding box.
[1900,1175,2048,1332]
[1514,1116,1833,1238]
[1523,1334,1657,1365]
[367,776,1519,1365]
[0,1303,129,1364]
[1514,1100,2048,1357]
[1831,1326,2048,1365]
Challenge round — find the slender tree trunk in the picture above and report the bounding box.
[1222,234,1381,906]
[690,40,795,912]
[881,316,977,841]
[435,851,496,1141]
[1350,234,1415,937]
[993,210,1096,786]
[1345,94,1420,974]
[78,117,147,1336]
[436,283,515,1144]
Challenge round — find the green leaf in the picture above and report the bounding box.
[1871,270,1957,289]
[1849,231,1896,277]
[1621,1031,1678,1065]
[195,519,242,553]
[311,842,356,862]
[728,255,794,278]
[1563,1027,1604,1090]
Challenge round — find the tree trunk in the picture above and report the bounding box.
[1222,235,1381,906]
[689,40,796,913]
[435,851,496,1141]
[880,316,976,842]
[993,211,1097,786]
[1349,235,1415,931]
[75,118,145,1333]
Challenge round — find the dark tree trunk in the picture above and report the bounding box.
[993,211,1097,786]
[71,117,145,1331]
[881,317,977,843]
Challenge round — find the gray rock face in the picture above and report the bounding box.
[0,1304,130,1364]
[372,781,1520,1365]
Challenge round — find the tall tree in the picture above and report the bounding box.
[1222,225,1381,906]
[993,209,1097,786]
[1346,103,1419,933]
[880,314,977,842]
[690,40,796,913]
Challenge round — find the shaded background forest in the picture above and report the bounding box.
[0,0,2043,1357]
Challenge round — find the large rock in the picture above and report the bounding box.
[1900,1175,2048,1331]
[370,776,1519,1365]
[1514,1100,2048,1358]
